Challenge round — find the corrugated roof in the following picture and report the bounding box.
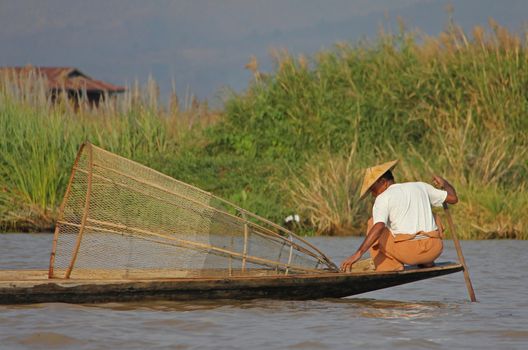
[0,66,126,93]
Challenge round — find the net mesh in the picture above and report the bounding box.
[49,143,338,279]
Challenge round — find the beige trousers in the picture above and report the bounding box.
[367,219,443,272]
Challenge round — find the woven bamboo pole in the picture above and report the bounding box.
[242,213,249,272]
[276,240,287,274]
[48,142,88,278]
[229,236,234,276]
[285,233,294,275]
[65,143,94,279]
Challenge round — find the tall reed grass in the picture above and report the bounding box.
[0,71,217,231]
[210,19,528,239]
[287,141,368,235]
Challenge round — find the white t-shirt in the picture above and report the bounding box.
[372,182,447,236]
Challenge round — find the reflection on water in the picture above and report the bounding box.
[1,234,528,350]
[87,298,448,320]
[344,298,448,320]
[90,300,234,312]
[8,332,85,349]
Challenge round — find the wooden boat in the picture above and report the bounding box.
[0,263,462,304]
[0,143,465,305]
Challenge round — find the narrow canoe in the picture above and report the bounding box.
[0,262,462,304]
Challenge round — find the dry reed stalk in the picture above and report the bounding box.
[286,143,365,235]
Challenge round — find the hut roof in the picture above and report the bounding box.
[0,66,125,93]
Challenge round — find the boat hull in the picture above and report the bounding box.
[0,262,463,304]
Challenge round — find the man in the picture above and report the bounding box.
[340,160,458,272]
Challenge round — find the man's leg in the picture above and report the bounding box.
[368,218,404,272]
[392,238,443,267]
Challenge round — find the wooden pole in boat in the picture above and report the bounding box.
[65,142,94,279]
[442,202,477,302]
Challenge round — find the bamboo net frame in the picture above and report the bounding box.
[49,142,338,279]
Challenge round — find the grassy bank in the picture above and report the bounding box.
[0,74,218,231]
[205,20,528,239]
[1,20,527,238]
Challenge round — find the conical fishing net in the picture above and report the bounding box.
[49,143,338,279]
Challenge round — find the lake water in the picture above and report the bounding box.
[1,234,527,350]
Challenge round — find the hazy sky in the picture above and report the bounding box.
[1,0,527,105]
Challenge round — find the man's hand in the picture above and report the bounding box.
[340,251,362,272]
[340,222,386,272]
[432,175,447,189]
[432,175,458,204]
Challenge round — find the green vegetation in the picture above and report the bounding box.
[1,20,527,239]
[0,74,218,231]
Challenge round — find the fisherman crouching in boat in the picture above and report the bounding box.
[340,160,458,272]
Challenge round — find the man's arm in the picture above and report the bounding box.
[432,175,458,204]
[340,222,386,272]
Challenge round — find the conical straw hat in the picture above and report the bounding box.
[359,160,399,200]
